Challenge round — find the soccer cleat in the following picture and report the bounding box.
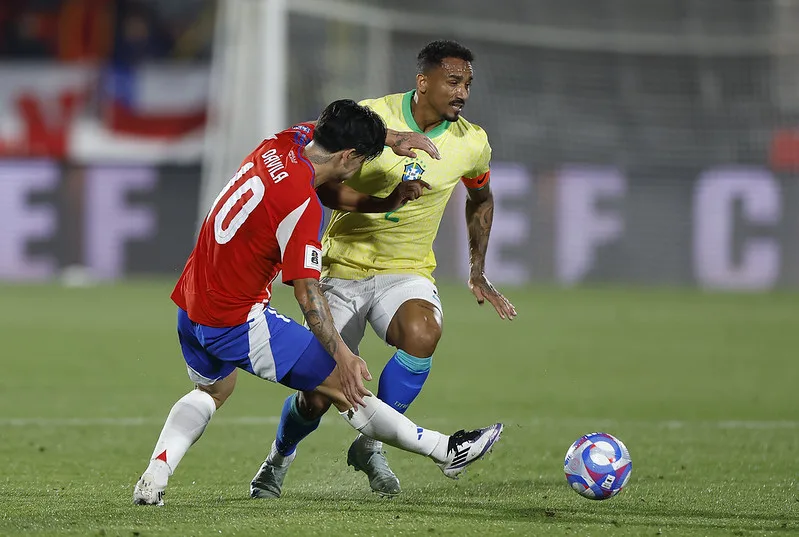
[250,449,296,499]
[438,423,504,479]
[347,439,401,497]
[133,472,167,506]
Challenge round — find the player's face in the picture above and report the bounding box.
[422,58,473,122]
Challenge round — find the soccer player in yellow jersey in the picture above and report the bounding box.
[251,40,517,498]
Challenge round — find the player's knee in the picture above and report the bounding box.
[197,385,232,409]
[398,317,441,357]
[297,390,331,420]
[197,371,237,409]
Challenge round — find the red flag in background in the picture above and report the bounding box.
[100,65,207,138]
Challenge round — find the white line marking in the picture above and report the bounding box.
[0,417,795,429]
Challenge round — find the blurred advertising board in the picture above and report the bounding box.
[2,160,797,289]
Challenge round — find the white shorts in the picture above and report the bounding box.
[320,274,443,354]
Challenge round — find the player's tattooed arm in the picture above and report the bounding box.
[465,184,494,277]
[293,278,342,357]
[293,278,373,408]
[317,181,430,213]
[385,129,441,160]
[465,184,518,320]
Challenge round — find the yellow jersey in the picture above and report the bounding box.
[322,91,492,282]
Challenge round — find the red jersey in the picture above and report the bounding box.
[172,123,323,327]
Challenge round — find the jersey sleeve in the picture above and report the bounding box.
[287,122,316,148]
[278,197,323,284]
[460,129,492,190]
[358,97,378,109]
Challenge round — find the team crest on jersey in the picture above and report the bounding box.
[401,162,425,182]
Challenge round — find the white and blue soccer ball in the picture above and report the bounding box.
[564,432,632,500]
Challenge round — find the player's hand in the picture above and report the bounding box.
[468,272,517,320]
[388,130,441,160]
[386,180,432,210]
[337,352,373,410]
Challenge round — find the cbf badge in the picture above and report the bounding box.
[386,161,426,223]
[402,161,425,181]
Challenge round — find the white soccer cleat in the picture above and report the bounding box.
[133,473,166,505]
[437,423,503,479]
[133,461,169,506]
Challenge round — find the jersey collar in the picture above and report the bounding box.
[402,90,450,139]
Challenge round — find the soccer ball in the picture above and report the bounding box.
[564,432,632,500]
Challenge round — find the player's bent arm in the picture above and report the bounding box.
[465,183,494,277]
[385,129,440,160]
[293,278,347,359]
[317,181,430,213]
[316,182,395,213]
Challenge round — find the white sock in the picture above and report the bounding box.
[340,396,449,463]
[145,389,216,478]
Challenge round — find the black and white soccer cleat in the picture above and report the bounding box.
[437,423,503,479]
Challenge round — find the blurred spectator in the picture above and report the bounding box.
[1,0,61,58]
[0,0,215,62]
[112,0,172,65]
[58,0,113,61]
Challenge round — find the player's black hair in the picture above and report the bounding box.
[313,99,386,161]
[417,40,474,74]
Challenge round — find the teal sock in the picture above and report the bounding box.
[376,350,432,414]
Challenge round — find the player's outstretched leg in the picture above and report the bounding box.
[133,373,235,505]
[340,394,502,479]
[315,368,502,480]
[250,392,323,498]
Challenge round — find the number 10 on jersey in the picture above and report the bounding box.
[209,162,265,244]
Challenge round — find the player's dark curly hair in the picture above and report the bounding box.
[417,40,474,74]
[313,99,386,161]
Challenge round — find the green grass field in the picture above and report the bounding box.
[1,281,797,536]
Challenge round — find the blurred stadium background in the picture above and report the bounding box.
[2,0,799,289]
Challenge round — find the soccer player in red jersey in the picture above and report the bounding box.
[133,100,503,505]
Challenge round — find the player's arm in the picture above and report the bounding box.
[317,180,431,213]
[464,178,518,320]
[300,120,440,160]
[280,198,371,408]
[293,278,372,408]
[385,129,440,160]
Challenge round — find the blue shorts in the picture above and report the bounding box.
[177,306,336,391]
